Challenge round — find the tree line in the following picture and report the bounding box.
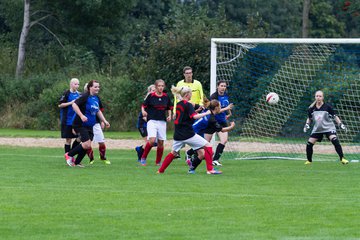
[0,0,358,130]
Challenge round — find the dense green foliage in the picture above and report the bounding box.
[1,146,360,239]
[0,0,358,130]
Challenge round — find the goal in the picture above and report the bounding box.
[210,38,360,162]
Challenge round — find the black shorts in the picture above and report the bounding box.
[310,131,337,142]
[61,125,77,139]
[138,127,148,138]
[73,126,94,142]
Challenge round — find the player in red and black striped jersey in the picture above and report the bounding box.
[157,86,222,175]
[140,79,173,166]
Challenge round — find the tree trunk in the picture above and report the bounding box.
[302,0,311,38]
[16,0,31,78]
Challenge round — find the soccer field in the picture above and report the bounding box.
[1,146,359,239]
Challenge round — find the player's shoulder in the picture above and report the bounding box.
[210,92,218,99]
[193,79,202,86]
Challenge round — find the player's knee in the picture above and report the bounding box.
[306,141,314,149]
[82,141,92,149]
[331,137,340,146]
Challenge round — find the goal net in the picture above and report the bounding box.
[210,38,360,162]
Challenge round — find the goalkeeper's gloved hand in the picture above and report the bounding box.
[339,123,347,132]
[303,123,310,133]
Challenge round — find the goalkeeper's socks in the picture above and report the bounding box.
[306,141,314,162]
[214,143,225,161]
[331,137,344,159]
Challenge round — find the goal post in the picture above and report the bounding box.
[210,38,360,162]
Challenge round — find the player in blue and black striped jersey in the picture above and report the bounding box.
[209,80,232,166]
[303,90,348,165]
[64,80,110,167]
[58,78,81,154]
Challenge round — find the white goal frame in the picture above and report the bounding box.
[210,38,360,161]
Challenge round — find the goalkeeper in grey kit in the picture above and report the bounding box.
[303,90,348,165]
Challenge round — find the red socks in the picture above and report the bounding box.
[204,146,214,171]
[99,143,106,160]
[87,147,94,160]
[141,142,153,159]
[156,146,164,164]
[158,152,175,173]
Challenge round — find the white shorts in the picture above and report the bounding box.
[93,123,105,143]
[172,134,208,153]
[147,120,167,141]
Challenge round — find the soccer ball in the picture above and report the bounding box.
[266,92,279,105]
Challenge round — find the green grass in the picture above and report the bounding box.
[1,146,360,239]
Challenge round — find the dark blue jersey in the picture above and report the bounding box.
[59,90,80,126]
[173,100,197,140]
[142,92,173,121]
[210,91,230,124]
[73,92,101,128]
[193,112,223,136]
[136,111,147,129]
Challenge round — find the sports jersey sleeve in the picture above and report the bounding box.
[59,90,69,104]
[142,94,150,109]
[210,92,217,100]
[188,103,196,119]
[307,108,313,119]
[98,97,104,112]
[167,95,173,111]
[75,93,88,107]
[327,104,336,116]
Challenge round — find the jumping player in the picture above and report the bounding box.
[64,80,110,167]
[303,90,348,165]
[58,78,81,154]
[157,86,222,175]
[209,80,232,166]
[140,79,172,166]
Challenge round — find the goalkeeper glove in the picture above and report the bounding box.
[303,123,310,133]
[339,123,347,132]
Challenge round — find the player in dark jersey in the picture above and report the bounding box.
[140,79,173,166]
[58,78,81,154]
[186,100,235,173]
[210,80,232,166]
[157,86,222,175]
[64,80,110,167]
[135,84,156,162]
[303,90,348,165]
